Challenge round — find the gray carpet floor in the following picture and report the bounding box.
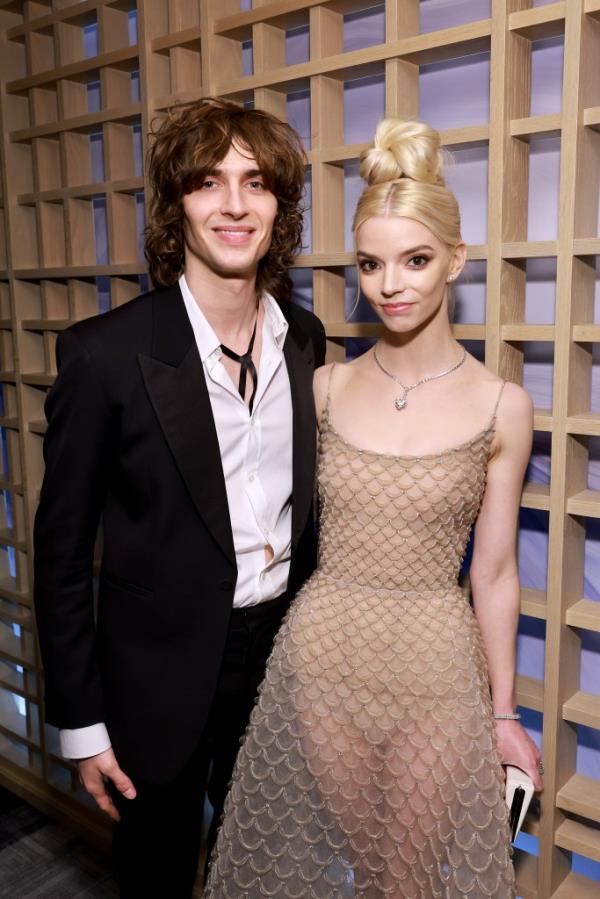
[0,787,117,898]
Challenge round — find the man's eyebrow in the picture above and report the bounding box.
[203,167,264,178]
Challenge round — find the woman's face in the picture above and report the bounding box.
[355,216,464,333]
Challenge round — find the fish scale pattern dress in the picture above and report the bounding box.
[204,369,515,899]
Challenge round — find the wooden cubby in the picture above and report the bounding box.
[0,1,599,896]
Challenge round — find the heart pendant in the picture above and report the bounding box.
[394,396,407,410]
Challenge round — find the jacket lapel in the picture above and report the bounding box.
[138,285,236,568]
[280,305,317,553]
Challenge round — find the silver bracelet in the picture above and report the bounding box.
[493,712,521,720]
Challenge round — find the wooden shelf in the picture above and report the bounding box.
[216,21,493,97]
[151,88,204,111]
[555,818,600,864]
[511,113,561,140]
[152,27,202,54]
[21,320,71,332]
[0,578,30,606]
[0,480,23,496]
[464,245,488,261]
[501,324,555,342]
[557,773,600,824]
[566,598,600,632]
[501,241,557,259]
[567,489,600,518]
[214,0,364,39]
[11,103,142,143]
[521,483,551,511]
[13,264,145,279]
[584,106,600,131]
[566,414,600,437]
[0,529,26,552]
[453,324,486,340]
[521,588,547,620]
[6,47,139,95]
[516,674,544,712]
[295,253,352,268]
[573,238,600,256]
[533,408,553,432]
[0,644,35,670]
[6,0,122,40]
[18,177,144,206]
[563,690,600,729]
[509,2,565,41]
[0,676,37,705]
[572,325,600,342]
[28,420,47,436]
[0,723,38,753]
[0,604,30,628]
[21,373,54,387]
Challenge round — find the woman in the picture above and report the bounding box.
[204,119,542,898]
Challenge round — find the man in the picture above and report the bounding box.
[34,98,326,898]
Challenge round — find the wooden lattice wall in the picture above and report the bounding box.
[0,2,599,897]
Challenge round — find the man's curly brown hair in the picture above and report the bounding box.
[145,98,307,301]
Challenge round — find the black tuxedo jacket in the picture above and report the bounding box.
[34,284,326,783]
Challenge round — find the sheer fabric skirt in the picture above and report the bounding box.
[204,574,515,898]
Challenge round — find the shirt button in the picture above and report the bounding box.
[248,473,255,483]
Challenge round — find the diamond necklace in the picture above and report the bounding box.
[373,343,467,411]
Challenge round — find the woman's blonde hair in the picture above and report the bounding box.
[353,119,462,250]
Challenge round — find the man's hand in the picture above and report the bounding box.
[77,748,137,821]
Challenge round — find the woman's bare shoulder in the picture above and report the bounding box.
[313,362,336,421]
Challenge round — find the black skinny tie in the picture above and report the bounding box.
[220,313,259,414]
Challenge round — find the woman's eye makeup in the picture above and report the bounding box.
[358,259,378,272]
[358,255,430,272]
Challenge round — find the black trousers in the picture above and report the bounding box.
[111,592,289,899]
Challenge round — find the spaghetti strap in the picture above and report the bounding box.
[490,378,507,428]
[321,362,337,426]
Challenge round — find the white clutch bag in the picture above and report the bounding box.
[504,765,535,841]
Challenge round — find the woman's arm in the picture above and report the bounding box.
[469,381,543,790]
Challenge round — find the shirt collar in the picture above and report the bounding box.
[178,274,288,363]
[261,291,288,350]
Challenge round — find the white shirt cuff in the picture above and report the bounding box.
[59,723,112,760]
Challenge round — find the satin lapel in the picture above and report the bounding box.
[138,287,236,567]
[283,317,317,552]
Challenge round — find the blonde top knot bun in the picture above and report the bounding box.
[359,119,445,187]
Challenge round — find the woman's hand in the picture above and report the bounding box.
[495,719,543,792]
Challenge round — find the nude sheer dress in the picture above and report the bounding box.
[204,367,515,898]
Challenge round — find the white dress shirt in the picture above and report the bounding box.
[60,276,294,759]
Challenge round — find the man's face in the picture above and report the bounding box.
[182,142,278,282]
